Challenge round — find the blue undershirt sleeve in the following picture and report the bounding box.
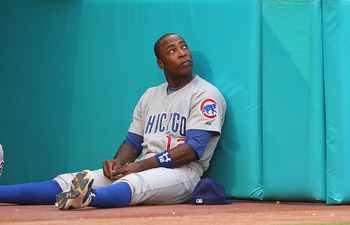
[185,129,213,159]
[123,132,143,154]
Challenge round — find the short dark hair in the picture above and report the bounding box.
[154,33,180,60]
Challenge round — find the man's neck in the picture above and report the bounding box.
[166,73,193,89]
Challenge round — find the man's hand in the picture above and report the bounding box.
[110,162,138,180]
[109,157,159,180]
[102,158,122,179]
[102,142,140,180]
[102,142,198,180]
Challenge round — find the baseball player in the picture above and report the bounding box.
[0,33,226,209]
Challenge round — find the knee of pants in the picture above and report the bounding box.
[53,169,113,191]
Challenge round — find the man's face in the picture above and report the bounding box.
[157,34,193,78]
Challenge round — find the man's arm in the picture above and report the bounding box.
[109,143,198,180]
[107,129,212,180]
[167,143,199,167]
[102,142,140,179]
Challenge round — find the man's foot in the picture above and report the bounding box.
[55,170,96,210]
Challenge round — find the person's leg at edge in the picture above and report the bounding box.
[54,169,131,209]
[0,180,62,205]
[89,182,131,208]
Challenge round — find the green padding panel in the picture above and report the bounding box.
[262,0,325,201]
[0,0,262,198]
[203,0,262,200]
[0,0,82,184]
[323,0,350,205]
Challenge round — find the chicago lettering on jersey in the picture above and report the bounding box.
[145,112,186,136]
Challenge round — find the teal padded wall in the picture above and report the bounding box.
[323,0,350,205]
[262,0,326,202]
[0,0,262,201]
[0,0,83,183]
[2,0,350,205]
[203,0,262,200]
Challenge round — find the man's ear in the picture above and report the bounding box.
[157,59,164,70]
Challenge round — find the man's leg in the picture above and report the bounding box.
[89,182,131,208]
[117,165,201,206]
[56,170,131,210]
[0,180,62,204]
[55,170,96,209]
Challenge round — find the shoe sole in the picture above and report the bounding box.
[55,170,94,210]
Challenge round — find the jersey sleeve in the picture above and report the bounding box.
[123,132,144,154]
[186,85,226,135]
[127,89,151,137]
[185,129,213,159]
[128,100,143,136]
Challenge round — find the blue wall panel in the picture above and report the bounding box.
[2,0,350,205]
[0,0,83,183]
[262,0,326,202]
[0,0,262,200]
[323,0,350,205]
[202,0,262,200]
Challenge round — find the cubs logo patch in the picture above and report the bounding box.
[199,98,218,119]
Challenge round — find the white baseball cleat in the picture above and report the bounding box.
[55,170,96,210]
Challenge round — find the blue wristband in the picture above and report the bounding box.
[154,151,174,169]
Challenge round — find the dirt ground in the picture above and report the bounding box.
[1,201,350,225]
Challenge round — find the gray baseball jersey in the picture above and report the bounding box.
[129,75,226,173]
[54,75,226,205]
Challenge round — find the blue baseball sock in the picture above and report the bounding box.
[89,182,131,208]
[0,180,62,205]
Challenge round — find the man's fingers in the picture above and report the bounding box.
[111,173,125,180]
[110,166,127,180]
[112,163,120,171]
[103,160,113,179]
[102,161,109,179]
[103,159,124,180]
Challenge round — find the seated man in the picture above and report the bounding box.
[0,33,227,210]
